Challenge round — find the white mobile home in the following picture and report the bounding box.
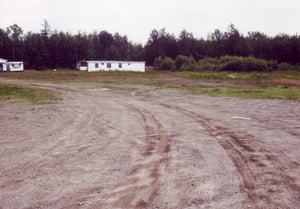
[0,58,8,72]
[7,61,24,72]
[0,58,24,72]
[77,60,145,72]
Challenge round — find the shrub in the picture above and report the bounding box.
[180,63,199,71]
[217,56,278,72]
[153,56,176,71]
[278,62,293,71]
[197,57,220,71]
[153,56,163,69]
[154,55,282,72]
[175,55,197,71]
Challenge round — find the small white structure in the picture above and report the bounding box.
[0,58,8,72]
[77,60,145,72]
[0,58,24,72]
[77,61,88,71]
[7,61,24,72]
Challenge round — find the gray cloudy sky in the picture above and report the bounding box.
[0,0,299,44]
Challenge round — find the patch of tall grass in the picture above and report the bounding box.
[0,83,58,104]
[175,85,300,101]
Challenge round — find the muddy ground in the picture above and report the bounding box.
[0,79,300,209]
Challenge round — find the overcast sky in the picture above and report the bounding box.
[0,0,299,44]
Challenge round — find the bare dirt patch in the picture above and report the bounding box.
[0,79,299,209]
[268,78,300,86]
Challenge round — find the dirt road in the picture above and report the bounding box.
[1,80,300,209]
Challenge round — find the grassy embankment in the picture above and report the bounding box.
[173,71,300,100]
[0,83,57,104]
[1,69,300,101]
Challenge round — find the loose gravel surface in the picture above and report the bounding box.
[0,80,300,209]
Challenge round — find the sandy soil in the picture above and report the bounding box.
[0,79,299,209]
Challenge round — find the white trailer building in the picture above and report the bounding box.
[0,58,8,72]
[7,61,24,72]
[77,60,145,72]
[0,58,24,72]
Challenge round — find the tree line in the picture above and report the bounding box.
[0,21,299,70]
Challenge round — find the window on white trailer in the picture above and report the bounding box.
[95,63,99,68]
[12,63,21,68]
[107,63,111,68]
[119,63,122,68]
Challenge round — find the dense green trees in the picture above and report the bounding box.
[4,24,24,61]
[0,22,299,70]
[0,23,144,69]
[0,28,11,59]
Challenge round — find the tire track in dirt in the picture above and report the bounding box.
[159,103,300,208]
[93,104,170,209]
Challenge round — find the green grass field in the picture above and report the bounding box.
[1,69,300,80]
[0,83,58,104]
[1,69,300,101]
[175,85,300,100]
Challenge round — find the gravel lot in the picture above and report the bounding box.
[1,80,300,209]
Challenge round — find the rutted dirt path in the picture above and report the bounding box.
[0,79,299,209]
[157,103,300,208]
[93,104,171,208]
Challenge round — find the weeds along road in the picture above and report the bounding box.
[0,80,300,209]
